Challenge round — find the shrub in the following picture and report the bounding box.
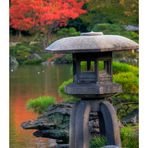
[23,59,43,65]
[10,43,32,63]
[89,126,138,148]
[29,43,43,53]
[92,23,139,42]
[10,46,18,56]
[113,72,138,94]
[16,51,32,64]
[10,42,53,64]
[112,62,139,101]
[121,126,138,148]
[57,27,80,37]
[92,23,124,34]
[124,31,139,42]
[54,54,72,64]
[40,53,53,61]
[90,136,107,148]
[26,96,56,114]
[112,61,138,76]
[15,43,31,51]
[113,93,138,102]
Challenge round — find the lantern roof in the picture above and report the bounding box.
[45,32,138,53]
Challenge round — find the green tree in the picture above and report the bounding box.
[80,0,138,30]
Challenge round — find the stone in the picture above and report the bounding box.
[122,109,139,125]
[21,103,100,143]
[46,34,138,53]
[26,53,42,64]
[29,53,42,60]
[118,57,138,65]
[10,42,21,46]
[21,103,138,143]
[21,103,73,143]
[10,56,19,70]
[124,25,139,31]
[41,61,50,66]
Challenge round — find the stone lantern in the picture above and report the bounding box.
[46,32,138,148]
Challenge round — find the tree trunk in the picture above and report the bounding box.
[18,31,22,40]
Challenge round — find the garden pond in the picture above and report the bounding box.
[10,64,72,148]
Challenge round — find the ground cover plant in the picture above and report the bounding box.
[27,96,56,114]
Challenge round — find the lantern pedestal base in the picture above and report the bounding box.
[69,100,121,148]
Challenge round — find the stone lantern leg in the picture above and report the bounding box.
[46,32,139,148]
[70,100,121,148]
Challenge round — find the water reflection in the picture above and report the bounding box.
[10,64,72,148]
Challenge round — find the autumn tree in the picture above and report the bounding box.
[10,0,87,47]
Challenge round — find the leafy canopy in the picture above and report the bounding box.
[10,0,87,33]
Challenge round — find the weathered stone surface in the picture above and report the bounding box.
[21,103,73,143]
[122,109,139,125]
[21,103,100,143]
[41,61,50,66]
[34,129,69,143]
[10,42,21,46]
[124,25,139,31]
[117,57,138,65]
[10,56,19,70]
[21,103,138,142]
[29,53,42,60]
[65,82,122,99]
[46,33,138,53]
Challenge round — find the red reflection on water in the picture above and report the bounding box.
[11,96,36,134]
[10,91,62,147]
[11,93,62,134]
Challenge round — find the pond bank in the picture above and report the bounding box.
[21,102,138,147]
[10,64,72,148]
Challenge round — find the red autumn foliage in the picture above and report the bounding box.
[10,0,87,33]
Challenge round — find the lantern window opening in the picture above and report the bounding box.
[98,59,112,82]
[73,59,98,84]
[80,61,95,72]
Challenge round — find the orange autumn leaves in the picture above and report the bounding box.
[10,0,87,32]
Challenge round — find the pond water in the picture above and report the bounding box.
[10,64,72,148]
